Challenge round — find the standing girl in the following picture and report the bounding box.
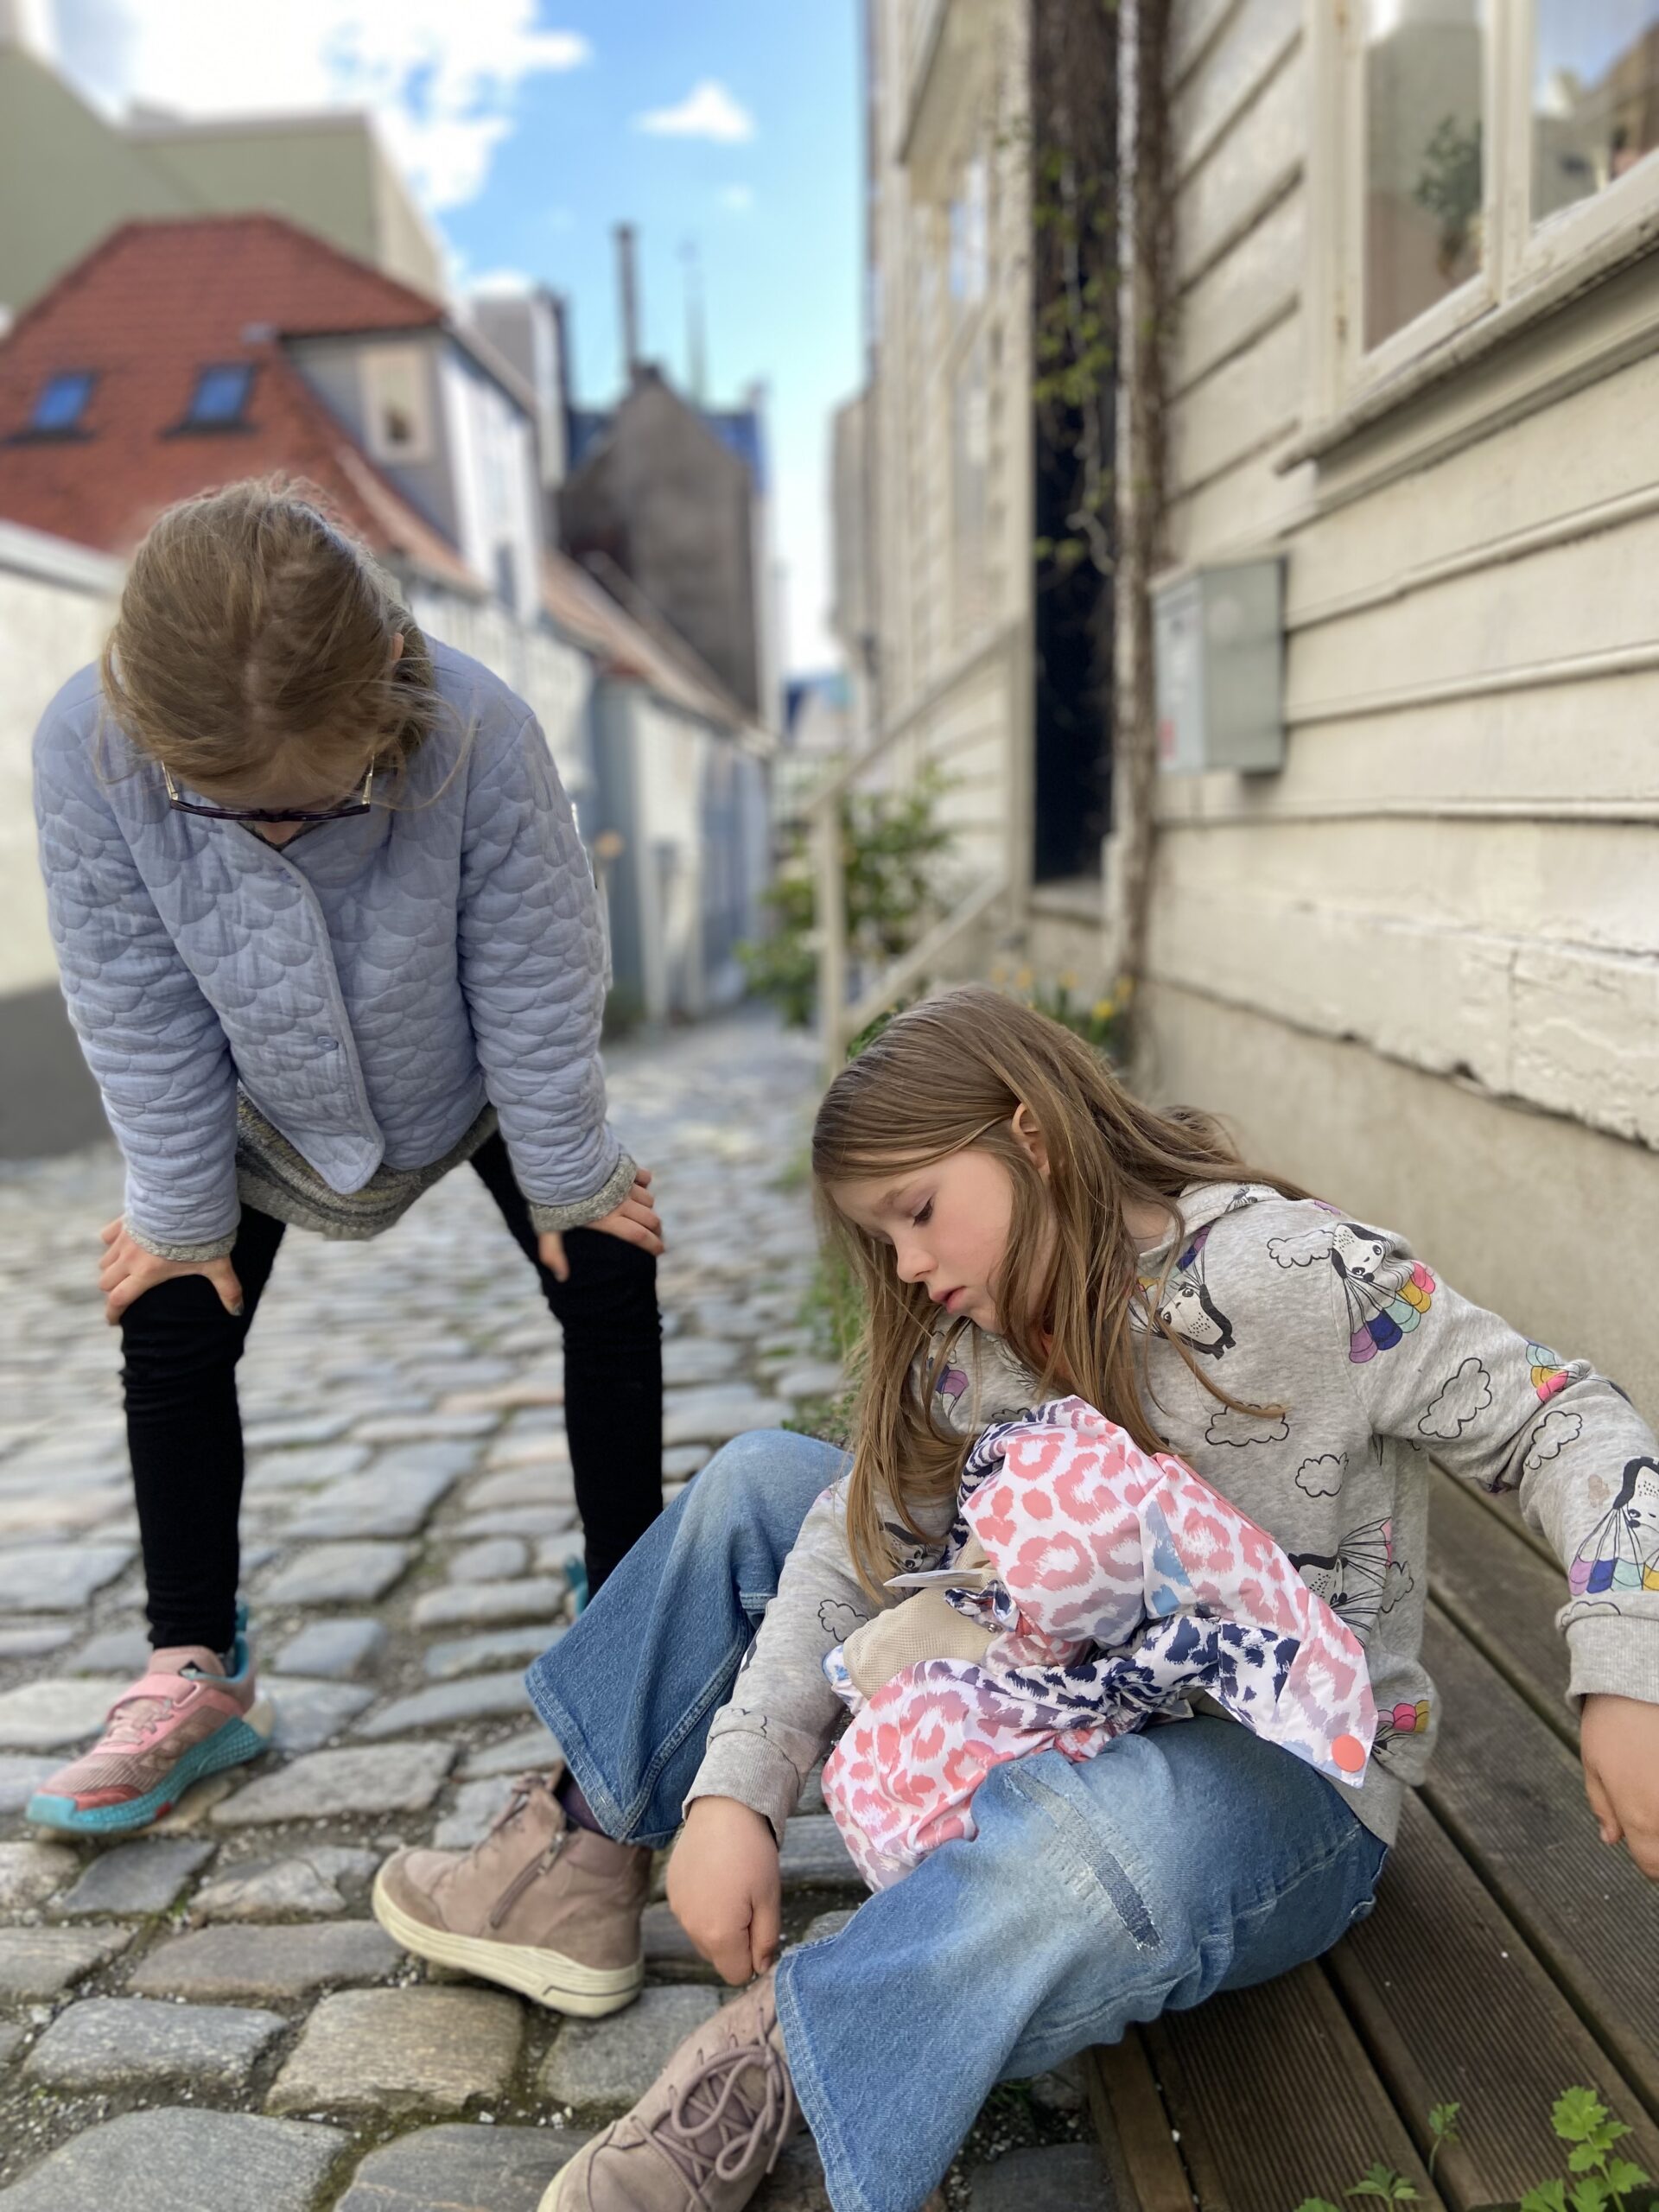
[29,480,664,1837]
[374,987,1659,2212]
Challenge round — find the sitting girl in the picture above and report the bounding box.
[821,1395,1376,1888]
[374,987,1659,2212]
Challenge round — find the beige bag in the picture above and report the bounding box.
[841,1535,997,1698]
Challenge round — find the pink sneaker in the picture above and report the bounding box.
[28,1611,271,1835]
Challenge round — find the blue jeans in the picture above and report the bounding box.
[526,1431,1389,2212]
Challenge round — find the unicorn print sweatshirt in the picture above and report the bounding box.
[684,1183,1659,1849]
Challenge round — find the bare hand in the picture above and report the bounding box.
[1581,1692,1659,1879]
[537,1167,663,1284]
[98,1218,243,1326]
[666,1796,782,1984]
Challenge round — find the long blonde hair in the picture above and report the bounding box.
[99,478,442,799]
[811,986,1310,1595]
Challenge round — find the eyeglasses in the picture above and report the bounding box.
[162,762,376,823]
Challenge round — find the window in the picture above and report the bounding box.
[1532,3,1659,223]
[1363,0,1489,351]
[948,149,988,308]
[360,346,433,466]
[183,365,255,429]
[1314,4,1659,412]
[29,371,96,435]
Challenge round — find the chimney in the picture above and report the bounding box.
[614,223,641,385]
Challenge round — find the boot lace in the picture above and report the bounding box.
[644,2027,798,2205]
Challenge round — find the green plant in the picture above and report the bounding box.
[1520,2088,1652,2212]
[1414,113,1483,279]
[740,770,957,1028]
[987,963,1132,1061]
[1427,2104,1461,2178]
[1291,2088,1654,2212]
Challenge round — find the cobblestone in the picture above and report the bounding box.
[0,1678,129,1751]
[23,1997,285,2092]
[259,1541,414,1606]
[0,1842,78,1915]
[51,1838,216,1918]
[213,1742,455,1825]
[0,1923,131,1999]
[0,1020,1039,2201]
[333,2122,594,2211]
[268,1986,523,2114]
[272,1620,387,1679]
[541,1986,721,2112]
[0,2110,346,2211]
[191,1847,379,1922]
[130,1920,401,2000]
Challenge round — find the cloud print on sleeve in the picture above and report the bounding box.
[1205,1406,1291,1449]
[1295,1452,1347,1497]
[1417,1357,1493,1440]
[1267,1227,1334,1268]
[818,1600,867,1642]
[1523,1407,1584,1471]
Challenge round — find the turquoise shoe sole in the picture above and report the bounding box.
[25,1709,272,1836]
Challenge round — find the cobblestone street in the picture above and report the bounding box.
[0,1012,1093,2210]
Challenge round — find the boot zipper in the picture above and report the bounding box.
[488,1829,566,1929]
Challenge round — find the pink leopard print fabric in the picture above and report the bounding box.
[821,1396,1376,1889]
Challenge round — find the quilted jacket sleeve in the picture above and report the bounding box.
[33,708,240,1260]
[457,709,634,1230]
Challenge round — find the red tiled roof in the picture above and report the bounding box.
[0,213,479,589]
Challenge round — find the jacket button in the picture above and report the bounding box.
[316,1036,339,1052]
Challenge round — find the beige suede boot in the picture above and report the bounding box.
[543,1965,800,2211]
[373,1769,648,2016]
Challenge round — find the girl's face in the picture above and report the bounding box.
[830,1130,1039,1336]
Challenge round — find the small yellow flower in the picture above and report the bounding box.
[1092,997,1116,1022]
[1015,965,1034,992]
[1058,970,1078,992]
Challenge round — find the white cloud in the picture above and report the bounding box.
[467,266,537,297]
[634,79,754,143]
[719,183,755,213]
[1295,1452,1346,1499]
[1417,1357,1493,1441]
[50,0,591,211]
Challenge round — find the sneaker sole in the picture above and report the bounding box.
[372,1869,644,2018]
[25,1700,275,1837]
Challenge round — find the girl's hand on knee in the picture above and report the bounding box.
[1580,1693,1659,1879]
[98,1218,243,1326]
[538,1168,664,1284]
[666,1796,782,1984]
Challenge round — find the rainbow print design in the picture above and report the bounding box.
[1328,1224,1436,1365]
[1569,1457,1659,1598]
[1528,1344,1570,1402]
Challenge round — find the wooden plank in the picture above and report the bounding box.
[1421,1610,1659,2113]
[1147,1963,1446,2211]
[1428,1467,1573,1738]
[1084,2036,1196,2212]
[1330,1792,1659,2208]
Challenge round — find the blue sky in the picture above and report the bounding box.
[48,0,864,671]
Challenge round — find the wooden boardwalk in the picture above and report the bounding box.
[1085,1468,1659,2210]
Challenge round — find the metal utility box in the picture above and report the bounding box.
[1153,559,1286,775]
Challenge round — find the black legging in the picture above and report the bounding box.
[119,1132,663,1651]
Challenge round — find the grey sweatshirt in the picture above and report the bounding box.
[685,1183,1659,1848]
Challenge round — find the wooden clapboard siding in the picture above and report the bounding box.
[1152,0,1659,1427]
[1175,183,1305,397]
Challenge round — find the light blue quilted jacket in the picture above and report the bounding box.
[34,639,633,1257]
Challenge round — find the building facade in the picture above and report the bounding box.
[1128,0,1659,1411]
[0,10,444,321]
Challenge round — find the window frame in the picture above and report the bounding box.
[1309,3,1659,424]
[172,362,257,435]
[360,344,435,468]
[29,370,98,436]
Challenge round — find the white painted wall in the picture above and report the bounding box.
[407,585,594,811]
[0,522,120,997]
[1147,0,1659,1411]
